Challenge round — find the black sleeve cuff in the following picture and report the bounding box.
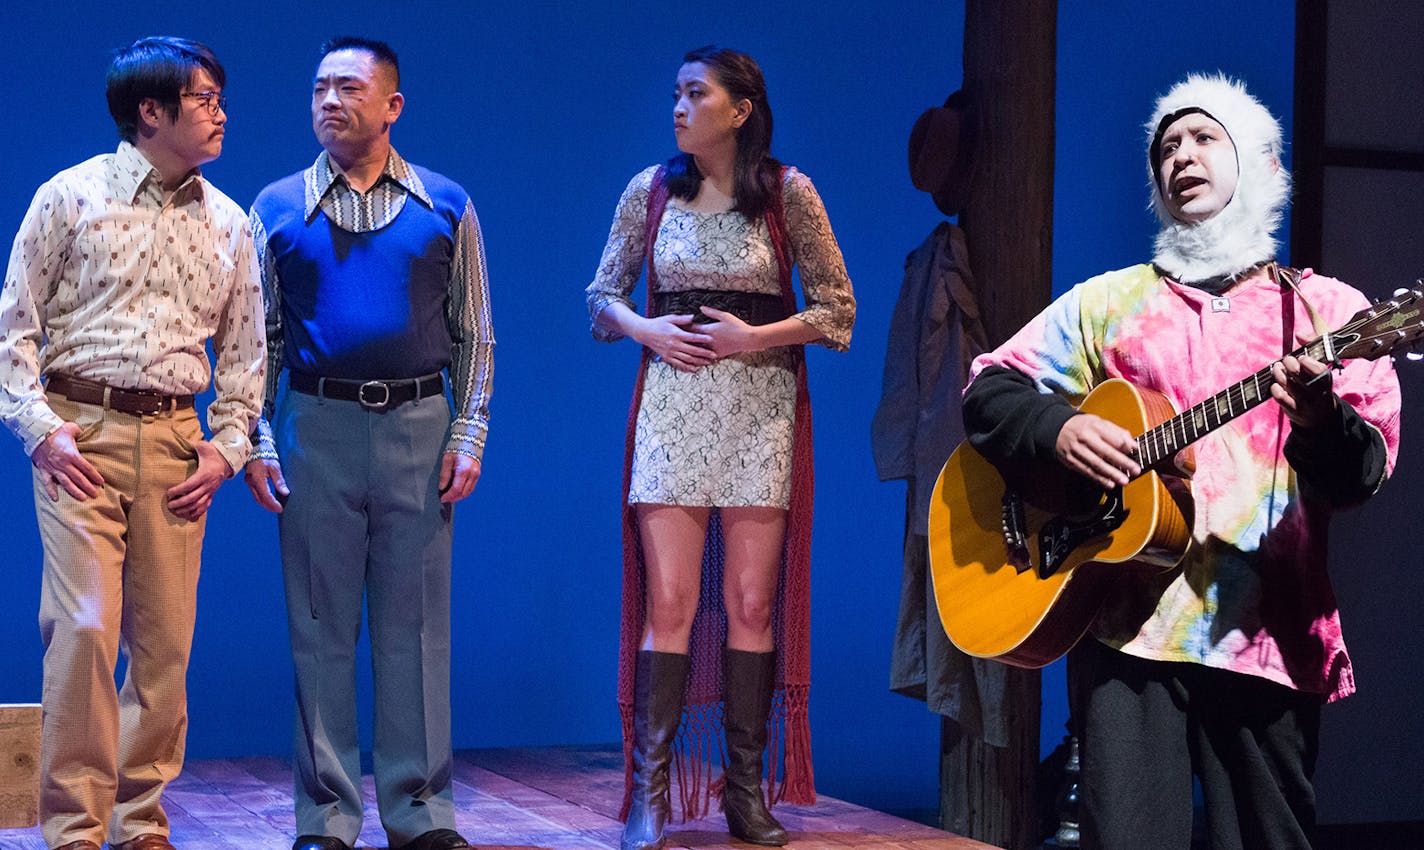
[963,365,1079,466]
[963,364,1100,515]
[1284,397,1388,507]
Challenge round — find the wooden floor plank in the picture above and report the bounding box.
[465,745,993,849]
[0,829,46,850]
[465,745,628,820]
[0,747,991,850]
[453,772,617,834]
[179,759,298,842]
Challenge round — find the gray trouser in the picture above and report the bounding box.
[276,387,456,845]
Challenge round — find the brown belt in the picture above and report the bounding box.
[47,374,195,417]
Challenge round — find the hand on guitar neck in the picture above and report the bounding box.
[1270,353,1337,428]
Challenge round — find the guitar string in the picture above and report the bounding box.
[1134,308,1420,470]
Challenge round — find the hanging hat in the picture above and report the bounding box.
[909,90,974,216]
[1145,73,1291,283]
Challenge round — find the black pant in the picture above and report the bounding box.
[1075,639,1321,850]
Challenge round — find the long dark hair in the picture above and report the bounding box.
[666,46,782,220]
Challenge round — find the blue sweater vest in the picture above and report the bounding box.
[252,166,470,380]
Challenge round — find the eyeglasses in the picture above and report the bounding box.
[181,91,228,116]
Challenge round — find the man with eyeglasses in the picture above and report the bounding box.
[244,36,492,850]
[0,36,264,850]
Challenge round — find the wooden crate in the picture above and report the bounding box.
[0,704,41,829]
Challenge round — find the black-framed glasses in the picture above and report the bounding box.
[181,91,228,116]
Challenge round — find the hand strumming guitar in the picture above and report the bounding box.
[1055,413,1141,490]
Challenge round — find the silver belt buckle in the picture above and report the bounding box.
[358,381,391,410]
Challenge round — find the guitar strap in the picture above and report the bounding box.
[1272,262,1337,363]
[1277,262,1297,360]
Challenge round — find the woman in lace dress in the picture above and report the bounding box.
[586,46,854,850]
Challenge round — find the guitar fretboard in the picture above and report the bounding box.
[1135,333,1356,470]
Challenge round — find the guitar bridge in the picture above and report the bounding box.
[1001,491,1033,573]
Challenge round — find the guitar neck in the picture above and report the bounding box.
[1136,334,1349,469]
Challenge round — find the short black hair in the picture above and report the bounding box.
[106,36,225,144]
[319,36,400,89]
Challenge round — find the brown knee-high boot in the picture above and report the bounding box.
[622,650,690,850]
[721,648,789,846]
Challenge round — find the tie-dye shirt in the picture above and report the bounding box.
[970,264,1401,700]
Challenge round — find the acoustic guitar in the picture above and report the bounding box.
[928,284,1424,668]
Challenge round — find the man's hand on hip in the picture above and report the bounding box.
[31,422,105,502]
[166,440,234,521]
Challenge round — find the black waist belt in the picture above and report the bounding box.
[289,372,443,411]
[47,374,195,417]
[652,289,791,325]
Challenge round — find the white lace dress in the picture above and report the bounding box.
[587,165,855,508]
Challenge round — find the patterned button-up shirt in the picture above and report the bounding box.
[250,148,494,461]
[0,142,266,472]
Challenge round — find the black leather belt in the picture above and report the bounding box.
[289,372,443,411]
[47,374,195,417]
[652,289,791,326]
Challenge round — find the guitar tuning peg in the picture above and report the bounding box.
[1406,351,1424,361]
[1395,287,1412,297]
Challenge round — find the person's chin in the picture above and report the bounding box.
[1171,198,1222,224]
[1184,206,1224,224]
[674,128,697,150]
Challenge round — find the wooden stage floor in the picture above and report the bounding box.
[0,745,996,850]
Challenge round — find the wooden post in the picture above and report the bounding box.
[962,0,1058,343]
[945,2,1057,849]
[0,704,42,829]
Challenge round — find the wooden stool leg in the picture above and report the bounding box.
[0,704,42,829]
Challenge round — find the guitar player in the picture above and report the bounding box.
[961,75,1401,849]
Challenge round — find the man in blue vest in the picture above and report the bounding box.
[244,36,493,850]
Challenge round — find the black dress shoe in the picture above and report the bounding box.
[292,836,354,850]
[394,828,473,850]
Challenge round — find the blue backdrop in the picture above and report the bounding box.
[0,0,1294,820]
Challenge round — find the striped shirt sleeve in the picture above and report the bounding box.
[247,208,284,462]
[445,198,494,461]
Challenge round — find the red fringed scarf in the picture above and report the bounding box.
[617,166,817,822]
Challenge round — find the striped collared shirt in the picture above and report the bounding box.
[305,147,431,232]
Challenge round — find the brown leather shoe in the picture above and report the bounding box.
[53,842,101,850]
[111,835,176,850]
